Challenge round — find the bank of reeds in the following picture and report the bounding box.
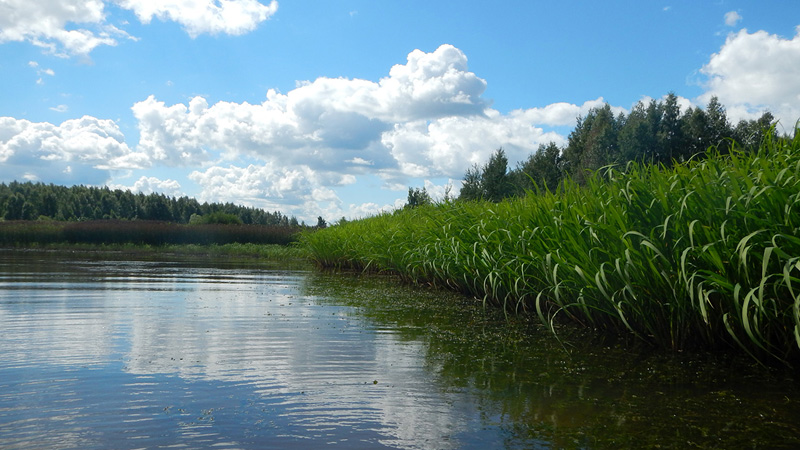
[0,220,301,247]
[300,130,800,365]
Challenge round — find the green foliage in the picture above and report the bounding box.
[301,129,800,366]
[462,94,780,205]
[563,104,622,183]
[189,211,243,225]
[512,142,564,194]
[0,181,299,226]
[458,164,483,201]
[406,186,432,208]
[458,148,514,202]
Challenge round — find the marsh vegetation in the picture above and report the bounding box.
[302,129,800,366]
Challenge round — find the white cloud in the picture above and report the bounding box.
[724,11,742,27]
[0,115,148,184]
[510,97,618,127]
[188,163,345,220]
[127,176,184,197]
[0,0,277,57]
[0,0,125,57]
[700,27,800,125]
[130,44,609,218]
[49,104,69,113]
[28,60,56,83]
[381,109,567,179]
[347,201,397,220]
[117,0,278,37]
[131,45,489,170]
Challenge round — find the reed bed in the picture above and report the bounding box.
[300,131,800,365]
[0,220,301,247]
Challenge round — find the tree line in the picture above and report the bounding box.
[454,94,779,202]
[0,181,301,226]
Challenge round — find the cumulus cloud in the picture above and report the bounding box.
[0,115,148,184]
[381,110,566,180]
[131,45,558,181]
[132,45,489,170]
[724,11,742,27]
[125,176,184,197]
[117,0,278,37]
[188,163,345,220]
[0,0,277,57]
[0,0,127,57]
[700,27,800,125]
[128,44,614,219]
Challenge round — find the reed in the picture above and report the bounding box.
[300,129,800,365]
[0,220,302,247]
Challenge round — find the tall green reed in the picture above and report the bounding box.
[300,130,800,365]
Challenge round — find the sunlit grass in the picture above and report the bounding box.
[300,128,800,365]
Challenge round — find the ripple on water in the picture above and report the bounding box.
[1,251,799,449]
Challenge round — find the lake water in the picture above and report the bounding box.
[1,250,799,449]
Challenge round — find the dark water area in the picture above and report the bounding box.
[0,250,798,449]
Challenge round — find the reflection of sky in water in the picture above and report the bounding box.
[4,254,800,449]
[0,255,506,449]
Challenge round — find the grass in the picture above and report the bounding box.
[300,129,800,366]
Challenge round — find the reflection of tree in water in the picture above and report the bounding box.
[3,252,798,449]
[302,271,800,449]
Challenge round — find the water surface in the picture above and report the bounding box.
[0,250,798,449]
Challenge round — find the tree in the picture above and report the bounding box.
[734,112,777,151]
[705,96,733,154]
[190,211,242,225]
[100,192,120,219]
[656,92,685,165]
[618,100,658,164]
[141,194,173,221]
[563,104,622,183]
[681,106,710,160]
[512,142,563,194]
[458,148,513,202]
[40,190,58,218]
[3,193,24,220]
[316,216,327,228]
[481,148,512,202]
[406,186,432,208]
[458,164,483,201]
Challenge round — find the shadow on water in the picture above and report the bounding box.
[300,270,800,449]
[0,250,798,449]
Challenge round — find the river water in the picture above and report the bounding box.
[0,250,798,449]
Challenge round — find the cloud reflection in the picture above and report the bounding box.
[0,256,476,448]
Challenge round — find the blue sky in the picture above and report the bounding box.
[1,1,799,223]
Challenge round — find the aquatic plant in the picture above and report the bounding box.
[0,220,302,247]
[300,128,800,365]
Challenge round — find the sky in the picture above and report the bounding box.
[1,1,799,223]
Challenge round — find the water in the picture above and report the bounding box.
[0,250,798,449]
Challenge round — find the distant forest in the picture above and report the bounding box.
[0,181,301,226]
[458,94,780,201]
